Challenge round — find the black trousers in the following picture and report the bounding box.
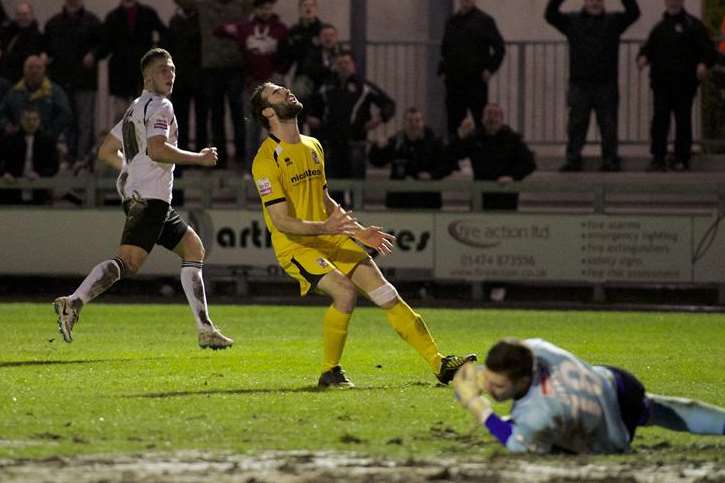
[202,68,245,168]
[445,78,488,137]
[650,79,698,165]
[172,85,208,152]
[566,81,619,166]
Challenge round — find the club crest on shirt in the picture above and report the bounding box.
[311,151,321,164]
[256,177,272,196]
[284,157,292,166]
[317,257,329,268]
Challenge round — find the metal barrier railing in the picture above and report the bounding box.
[91,39,721,150]
[4,174,725,214]
[365,39,715,146]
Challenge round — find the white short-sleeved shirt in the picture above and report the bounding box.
[110,90,178,203]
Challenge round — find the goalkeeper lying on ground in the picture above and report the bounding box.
[453,338,725,454]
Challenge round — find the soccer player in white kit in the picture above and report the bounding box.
[454,338,725,453]
[53,48,233,350]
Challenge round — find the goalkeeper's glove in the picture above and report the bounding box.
[453,362,493,424]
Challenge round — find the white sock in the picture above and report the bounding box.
[71,258,124,307]
[180,261,213,332]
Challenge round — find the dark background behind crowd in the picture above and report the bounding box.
[0,0,723,208]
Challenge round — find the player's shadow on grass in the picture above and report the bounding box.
[0,358,138,368]
[127,386,392,399]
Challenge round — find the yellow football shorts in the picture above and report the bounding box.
[280,236,371,295]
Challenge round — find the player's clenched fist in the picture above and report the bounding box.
[198,147,218,167]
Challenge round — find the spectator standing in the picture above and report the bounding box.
[293,22,339,121]
[93,0,167,121]
[450,104,536,211]
[0,55,72,144]
[216,0,290,168]
[287,0,322,75]
[175,0,252,169]
[0,1,46,83]
[45,0,102,166]
[0,106,59,205]
[287,0,325,122]
[307,50,395,205]
[369,107,451,209]
[638,0,718,172]
[545,0,640,172]
[168,3,206,151]
[439,0,505,138]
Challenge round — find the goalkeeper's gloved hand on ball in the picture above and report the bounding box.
[453,362,493,424]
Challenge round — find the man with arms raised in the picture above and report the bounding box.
[250,82,475,388]
[53,48,233,350]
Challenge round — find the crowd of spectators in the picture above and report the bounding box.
[0,0,722,209]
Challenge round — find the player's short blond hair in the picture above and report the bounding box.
[140,48,172,75]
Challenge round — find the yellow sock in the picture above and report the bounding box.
[385,300,443,373]
[322,305,352,373]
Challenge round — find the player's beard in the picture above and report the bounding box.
[273,100,303,122]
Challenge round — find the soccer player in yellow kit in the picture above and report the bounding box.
[250,82,475,387]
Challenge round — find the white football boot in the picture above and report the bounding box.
[53,296,79,343]
[198,325,234,350]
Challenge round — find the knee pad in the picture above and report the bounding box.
[368,283,398,307]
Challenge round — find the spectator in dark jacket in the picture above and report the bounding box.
[175,0,253,169]
[638,0,718,172]
[439,0,505,138]
[287,0,322,75]
[307,50,396,181]
[169,3,206,151]
[0,55,72,144]
[0,1,46,83]
[369,107,451,209]
[293,23,339,127]
[546,0,640,172]
[45,0,103,165]
[93,0,167,120]
[449,103,536,211]
[0,105,59,205]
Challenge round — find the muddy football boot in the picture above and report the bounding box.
[436,354,478,384]
[198,326,234,350]
[54,296,79,343]
[318,365,355,388]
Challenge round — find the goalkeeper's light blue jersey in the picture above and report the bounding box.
[506,339,631,453]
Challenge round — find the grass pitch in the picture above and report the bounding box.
[0,302,724,465]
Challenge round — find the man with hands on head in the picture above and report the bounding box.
[250,81,476,388]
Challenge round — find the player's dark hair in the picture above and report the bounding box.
[250,82,274,130]
[21,104,41,115]
[335,49,355,62]
[405,107,421,116]
[485,338,534,382]
[140,48,172,75]
[319,23,336,32]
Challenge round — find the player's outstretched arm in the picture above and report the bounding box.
[267,200,358,236]
[98,132,124,170]
[321,188,396,255]
[147,136,218,167]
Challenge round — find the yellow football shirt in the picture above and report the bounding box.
[252,134,339,257]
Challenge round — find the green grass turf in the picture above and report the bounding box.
[0,303,723,461]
